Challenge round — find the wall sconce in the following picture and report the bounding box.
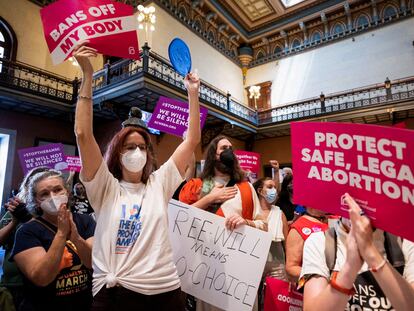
[68,57,79,66]
[137,5,156,43]
[249,85,261,109]
[384,77,391,89]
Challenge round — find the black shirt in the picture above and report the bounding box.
[72,197,94,215]
[10,214,96,311]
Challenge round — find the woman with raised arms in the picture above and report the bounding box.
[73,41,201,310]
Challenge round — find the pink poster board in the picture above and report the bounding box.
[291,122,414,242]
[264,277,303,311]
[65,156,82,172]
[234,150,261,180]
[40,0,139,64]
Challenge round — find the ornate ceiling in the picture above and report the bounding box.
[29,0,413,68]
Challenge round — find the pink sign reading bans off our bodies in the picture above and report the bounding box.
[40,0,139,65]
[291,122,414,242]
[147,96,208,137]
[234,150,261,180]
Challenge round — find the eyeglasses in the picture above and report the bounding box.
[123,143,148,151]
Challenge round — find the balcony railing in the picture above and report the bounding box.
[1,55,413,128]
[91,44,258,124]
[0,59,75,104]
[257,77,414,125]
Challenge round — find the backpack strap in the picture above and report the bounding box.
[384,232,404,270]
[324,227,337,272]
[33,218,79,254]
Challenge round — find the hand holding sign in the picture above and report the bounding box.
[73,41,98,74]
[345,193,378,266]
[184,71,200,98]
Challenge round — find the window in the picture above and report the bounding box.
[291,39,301,49]
[332,23,345,35]
[0,18,17,73]
[256,50,265,60]
[311,32,322,43]
[0,129,16,207]
[356,15,370,28]
[208,31,215,43]
[274,46,283,54]
[383,6,397,19]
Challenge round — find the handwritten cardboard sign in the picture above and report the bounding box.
[235,150,261,181]
[65,156,82,172]
[264,278,303,311]
[291,122,414,242]
[168,200,272,311]
[148,96,208,137]
[40,0,139,64]
[18,143,67,174]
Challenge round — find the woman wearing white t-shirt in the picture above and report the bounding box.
[73,42,201,310]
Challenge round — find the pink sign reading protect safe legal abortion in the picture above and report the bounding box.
[147,96,208,137]
[234,150,261,180]
[40,0,139,65]
[291,122,414,242]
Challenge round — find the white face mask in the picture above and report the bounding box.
[40,193,68,216]
[121,148,147,173]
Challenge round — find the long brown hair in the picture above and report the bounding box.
[104,127,157,183]
[200,135,245,183]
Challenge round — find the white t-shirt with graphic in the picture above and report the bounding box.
[81,158,184,296]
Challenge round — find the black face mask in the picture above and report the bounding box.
[215,148,235,174]
[220,148,235,167]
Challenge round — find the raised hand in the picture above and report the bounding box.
[344,193,376,259]
[72,40,98,75]
[184,71,200,97]
[68,213,81,243]
[208,184,238,204]
[57,205,71,240]
[269,160,279,171]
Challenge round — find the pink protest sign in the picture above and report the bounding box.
[40,0,139,65]
[264,278,303,311]
[147,96,208,137]
[65,156,82,172]
[234,150,261,180]
[291,122,414,242]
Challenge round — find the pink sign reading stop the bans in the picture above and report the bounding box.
[40,0,139,65]
[291,122,414,242]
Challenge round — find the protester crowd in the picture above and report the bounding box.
[0,43,413,311]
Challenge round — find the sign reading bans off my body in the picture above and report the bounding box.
[291,122,414,242]
[168,200,272,311]
[40,0,139,64]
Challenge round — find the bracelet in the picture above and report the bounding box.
[78,95,93,100]
[369,258,387,272]
[330,271,355,296]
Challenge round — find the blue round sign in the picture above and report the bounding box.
[168,38,192,77]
